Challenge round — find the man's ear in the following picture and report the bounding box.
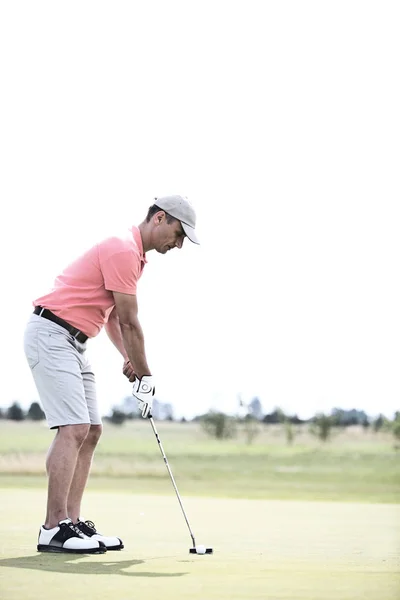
[154,211,165,226]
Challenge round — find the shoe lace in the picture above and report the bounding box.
[59,521,84,540]
[78,520,97,535]
[72,523,86,537]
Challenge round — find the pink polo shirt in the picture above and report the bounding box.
[33,226,147,337]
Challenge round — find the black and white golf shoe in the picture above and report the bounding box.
[75,519,124,551]
[37,518,107,554]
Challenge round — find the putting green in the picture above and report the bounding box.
[0,489,399,600]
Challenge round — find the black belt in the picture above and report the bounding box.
[33,306,89,343]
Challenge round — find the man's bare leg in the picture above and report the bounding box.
[67,424,102,523]
[44,424,90,529]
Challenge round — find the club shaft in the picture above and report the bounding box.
[149,417,196,548]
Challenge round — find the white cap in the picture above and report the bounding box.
[154,195,199,244]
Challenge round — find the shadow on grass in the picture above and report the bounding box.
[0,554,187,578]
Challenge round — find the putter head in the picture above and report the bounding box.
[189,547,213,554]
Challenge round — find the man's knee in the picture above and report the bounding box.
[85,424,103,447]
[58,424,91,447]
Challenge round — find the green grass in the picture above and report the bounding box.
[0,489,399,600]
[0,420,399,503]
[0,421,399,599]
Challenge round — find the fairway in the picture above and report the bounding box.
[0,489,399,600]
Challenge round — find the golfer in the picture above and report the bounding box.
[23,195,199,554]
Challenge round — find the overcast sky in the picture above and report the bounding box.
[0,1,398,420]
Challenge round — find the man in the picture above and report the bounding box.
[23,195,199,554]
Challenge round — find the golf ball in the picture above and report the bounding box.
[196,545,206,554]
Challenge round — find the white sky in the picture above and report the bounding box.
[0,1,399,420]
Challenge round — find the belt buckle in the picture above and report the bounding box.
[70,326,81,340]
[74,330,86,343]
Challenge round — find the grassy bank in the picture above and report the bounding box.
[0,420,399,503]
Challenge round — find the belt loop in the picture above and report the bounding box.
[39,307,45,317]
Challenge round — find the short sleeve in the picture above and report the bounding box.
[98,236,142,295]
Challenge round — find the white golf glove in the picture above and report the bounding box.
[132,375,155,418]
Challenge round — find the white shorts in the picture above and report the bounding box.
[23,314,102,429]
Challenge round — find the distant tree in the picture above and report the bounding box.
[331,408,369,427]
[372,414,383,432]
[278,410,296,445]
[237,396,261,444]
[310,413,334,442]
[263,408,286,424]
[260,408,296,444]
[0,407,3,419]
[6,402,25,421]
[392,412,400,443]
[283,420,295,445]
[201,411,237,440]
[243,414,261,445]
[27,402,45,421]
[361,415,370,429]
[109,408,127,425]
[288,414,304,425]
[372,414,390,433]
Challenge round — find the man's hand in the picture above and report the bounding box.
[122,360,136,382]
[132,375,155,418]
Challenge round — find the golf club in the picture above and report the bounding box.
[148,415,213,555]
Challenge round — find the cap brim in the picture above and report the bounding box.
[182,222,200,245]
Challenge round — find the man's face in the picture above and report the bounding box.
[153,212,186,254]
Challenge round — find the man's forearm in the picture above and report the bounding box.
[105,315,150,378]
[104,315,128,361]
[119,321,151,379]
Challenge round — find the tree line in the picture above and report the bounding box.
[197,405,400,444]
[1,398,399,445]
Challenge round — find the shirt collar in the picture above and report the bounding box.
[131,226,147,264]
